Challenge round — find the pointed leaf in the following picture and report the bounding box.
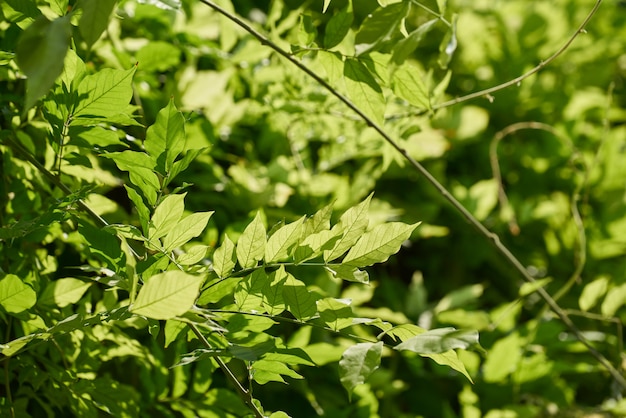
[317,298,354,331]
[579,277,608,312]
[601,283,626,317]
[283,273,318,321]
[303,202,334,236]
[325,265,369,283]
[519,278,552,297]
[343,222,419,267]
[144,100,186,175]
[0,274,36,313]
[39,278,91,307]
[149,194,186,241]
[392,63,430,110]
[236,212,267,269]
[324,9,353,49]
[177,245,210,265]
[395,327,479,354]
[391,19,438,66]
[295,229,341,263]
[131,271,204,320]
[322,0,331,13]
[235,269,268,312]
[16,15,71,109]
[339,342,383,397]
[422,350,473,383]
[324,194,372,262]
[344,59,385,125]
[265,216,305,263]
[163,211,213,251]
[213,235,237,278]
[78,0,117,49]
[354,2,409,54]
[73,66,136,120]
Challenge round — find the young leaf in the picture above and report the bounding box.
[149,194,186,242]
[324,194,372,262]
[236,212,267,269]
[144,100,186,176]
[265,216,305,263]
[343,59,386,125]
[0,274,36,314]
[282,273,318,321]
[73,66,136,121]
[78,0,117,49]
[213,235,237,279]
[16,15,71,109]
[324,9,353,49]
[392,63,430,110]
[394,327,480,354]
[339,341,383,398]
[131,271,204,320]
[163,211,213,251]
[342,222,419,267]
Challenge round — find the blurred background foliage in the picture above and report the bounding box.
[2,0,626,416]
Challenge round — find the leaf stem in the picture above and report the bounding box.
[188,323,265,418]
[196,0,626,389]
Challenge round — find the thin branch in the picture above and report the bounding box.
[387,0,602,119]
[188,323,264,418]
[197,0,626,389]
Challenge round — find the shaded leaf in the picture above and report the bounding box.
[579,277,608,312]
[354,2,409,55]
[283,273,318,321]
[317,298,354,330]
[391,19,438,66]
[339,342,383,398]
[78,0,117,49]
[519,278,552,297]
[324,9,353,49]
[131,271,204,320]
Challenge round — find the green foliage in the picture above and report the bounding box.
[2,0,626,417]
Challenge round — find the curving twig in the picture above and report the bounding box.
[196,0,626,389]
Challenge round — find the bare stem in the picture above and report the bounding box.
[196,0,625,389]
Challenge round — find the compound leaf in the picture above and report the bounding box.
[131,271,204,320]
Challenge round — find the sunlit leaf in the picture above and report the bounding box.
[394,327,479,354]
[282,273,318,321]
[601,283,626,317]
[236,212,267,269]
[422,350,473,383]
[391,19,438,66]
[73,66,136,121]
[137,0,181,10]
[144,99,186,176]
[213,235,237,278]
[324,194,372,262]
[483,332,522,383]
[322,0,331,13]
[163,211,213,251]
[324,264,369,283]
[392,63,430,110]
[0,274,36,313]
[317,298,354,330]
[39,278,91,308]
[295,229,341,263]
[354,2,409,55]
[343,222,419,267]
[177,244,210,265]
[131,271,204,320]
[149,193,186,241]
[324,9,353,49]
[265,216,305,263]
[251,360,303,384]
[235,269,268,312]
[519,278,552,297]
[343,59,386,125]
[579,277,608,312]
[339,342,383,398]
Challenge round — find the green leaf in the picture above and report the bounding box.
[16,15,71,109]
[168,148,206,185]
[138,0,181,10]
[149,194,186,241]
[391,19,438,66]
[519,278,552,297]
[303,202,334,235]
[213,235,237,278]
[295,229,341,263]
[136,41,181,72]
[324,264,369,283]
[601,283,626,317]
[343,222,419,267]
[317,50,344,83]
[322,0,332,13]
[339,341,383,398]
[392,63,431,110]
[343,59,386,125]
[282,273,318,321]
[73,66,136,121]
[177,245,210,265]
[131,271,204,320]
[579,277,609,312]
[144,99,186,176]
[265,216,305,263]
[0,274,36,313]
[354,2,409,55]
[324,9,353,49]
[236,212,267,269]
[251,360,303,384]
[125,185,150,232]
[437,0,447,14]
[483,332,522,383]
[78,0,117,49]
[39,278,91,308]
[395,328,480,354]
[317,298,354,331]
[324,194,372,262]
[163,211,213,251]
[235,269,269,312]
[421,350,473,383]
